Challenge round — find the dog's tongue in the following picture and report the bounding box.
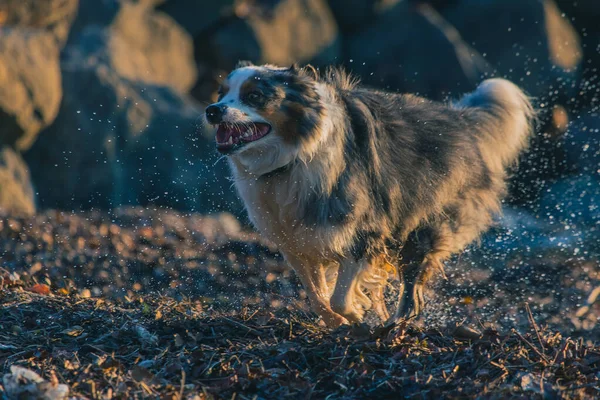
[255,124,270,137]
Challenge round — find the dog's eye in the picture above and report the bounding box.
[247,91,263,101]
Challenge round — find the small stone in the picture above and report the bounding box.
[452,324,482,340]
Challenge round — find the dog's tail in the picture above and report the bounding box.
[455,78,535,170]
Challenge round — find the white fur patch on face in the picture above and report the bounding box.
[219,67,268,124]
[224,67,258,101]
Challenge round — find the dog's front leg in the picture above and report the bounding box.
[284,252,348,328]
[330,258,370,323]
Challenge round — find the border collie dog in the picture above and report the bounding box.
[205,61,534,327]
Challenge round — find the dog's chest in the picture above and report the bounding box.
[234,176,327,255]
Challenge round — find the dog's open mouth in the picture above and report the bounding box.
[216,123,271,153]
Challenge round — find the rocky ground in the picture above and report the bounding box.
[0,208,599,399]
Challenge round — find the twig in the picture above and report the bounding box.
[222,317,261,335]
[178,369,186,400]
[552,339,570,364]
[513,329,550,364]
[525,303,545,356]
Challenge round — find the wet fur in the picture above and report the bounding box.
[211,63,535,327]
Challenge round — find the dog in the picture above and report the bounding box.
[204,61,534,327]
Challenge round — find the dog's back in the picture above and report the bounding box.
[336,78,534,248]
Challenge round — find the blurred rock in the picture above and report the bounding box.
[555,1,600,103]
[0,146,35,216]
[156,0,235,38]
[66,0,119,36]
[327,0,379,33]
[329,0,461,33]
[195,0,340,70]
[0,0,79,47]
[539,174,600,228]
[344,2,490,99]
[25,49,238,213]
[0,28,62,151]
[441,0,582,103]
[68,0,197,93]
[555,0,600,34]
[563,111,600,176]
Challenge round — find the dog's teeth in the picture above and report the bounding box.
[227,137,233,145]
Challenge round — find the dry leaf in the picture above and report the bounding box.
[27,284,51,295]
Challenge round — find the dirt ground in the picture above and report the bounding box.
[1,208,599,399]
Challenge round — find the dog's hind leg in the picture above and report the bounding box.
[384,229,431,324]
[389,190,499,324]
[284,252,348,328]
[387,225,454,323]
[394,249,447,322]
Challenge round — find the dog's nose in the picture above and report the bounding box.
[205,104,227,124]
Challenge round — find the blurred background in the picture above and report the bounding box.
[0,0,598,225]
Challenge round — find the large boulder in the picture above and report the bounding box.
[344,0,582,101]
[327,0,379,34]
[0,0,79,47]
[156,0,235,38]
[344,1,491,100]
[0,146,36,216]
[194,0,340,70]
[441,0,582,103]
[554,1,600,111]
[0,28,62,151]
[24,0,238,213]
[67,0,197,94]
[555,0,600,34]
[25,49,238,213]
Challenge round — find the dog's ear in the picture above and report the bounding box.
[302,64,319,80]
[286,63,318,80]
[235,60,254,69]
[286,63,300,74]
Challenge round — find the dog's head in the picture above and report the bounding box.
[204,61,324,175]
